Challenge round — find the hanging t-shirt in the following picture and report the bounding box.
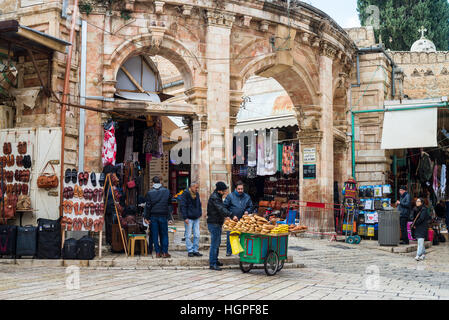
[102,122,117,167]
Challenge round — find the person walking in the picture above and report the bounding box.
[224,181,253,256]
[144,176,173,258]
[179,181,203,257]
[207,182,236,271]
[396,185,411,245]
[411,198,430,261]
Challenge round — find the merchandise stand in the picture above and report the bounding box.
[61,174,128,258]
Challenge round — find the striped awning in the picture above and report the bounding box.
[234,114,298,133]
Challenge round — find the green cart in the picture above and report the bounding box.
[238,232,289,276]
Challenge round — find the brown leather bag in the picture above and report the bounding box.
[37,161,59,189]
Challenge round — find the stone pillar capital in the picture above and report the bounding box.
[319,42,337,60]
[206,10,235,28]
[182,5,193,16]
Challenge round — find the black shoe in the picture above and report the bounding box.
[99,172,105,187]
[193,252,203,257]
[209,265,222,271]
[188,252,195,257]
[91,172,97,187]
[216,261,223,267]
[226,253,232,256]
[181,238,185,241]
[65,169,71,184]
[71,168,77,184]
[400,241,409,245]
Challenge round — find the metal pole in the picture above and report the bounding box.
[60,0,79,217]
[79,19,87,172]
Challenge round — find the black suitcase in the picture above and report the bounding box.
[37,218,61,259]
[16,226,37,257]
[77,236,95,260]
[63,238,78,259]
[0,225,17,257]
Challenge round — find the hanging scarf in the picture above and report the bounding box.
[102,123,117,166]
[247,132,257,167]
[264,130,276,176]
[257,130,266,176]
[441,164,446,198]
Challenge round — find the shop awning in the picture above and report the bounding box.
[380,100,439,149]
[0,20,71,54]
[234,114,298,133]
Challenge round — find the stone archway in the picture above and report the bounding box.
[103,33,207,100]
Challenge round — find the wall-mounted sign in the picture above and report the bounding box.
[303,164,316,179]
[303,148,316,163]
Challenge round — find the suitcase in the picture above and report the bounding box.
[0,225,17,257]
[77,236,95,260]
[111,224,126,253]
[63,238,78,260]
[37,218,61,259]
[16,226,37,257]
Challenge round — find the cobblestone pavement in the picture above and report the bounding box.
[0,237,448,300]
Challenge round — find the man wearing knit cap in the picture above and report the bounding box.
[207,181,236,270]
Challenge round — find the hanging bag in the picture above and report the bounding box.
[127,164,136,189]
[37,161,59,189]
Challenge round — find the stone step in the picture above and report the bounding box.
[0,255,295,269]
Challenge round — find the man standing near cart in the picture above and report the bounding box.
[224,180,253,256]
[396,185,411,245]
[207,182,237,271]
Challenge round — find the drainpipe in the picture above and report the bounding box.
[79,19,87,172]
[59,0,79,217]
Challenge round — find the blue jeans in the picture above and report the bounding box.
[226,231,232,255]
[417,238,426,257]
[185,218,200,253]
[150,216,169,254]
[208,223,222,267]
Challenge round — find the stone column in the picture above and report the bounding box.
[185,88,209,218]
[298,52,334,233]
[205,11,235,191]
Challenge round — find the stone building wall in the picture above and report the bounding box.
[390,51,449,100]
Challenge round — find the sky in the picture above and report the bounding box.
[304,0,361,28]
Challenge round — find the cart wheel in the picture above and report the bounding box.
[354,235,361,244]
[278,259,285,271]
[239,261,253,273]
[346,236,355,244]
[264,251,279,276]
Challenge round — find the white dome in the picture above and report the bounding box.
[411,38,436,52]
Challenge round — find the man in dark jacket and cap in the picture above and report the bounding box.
[207,181,237,270]
[396,185,411,244]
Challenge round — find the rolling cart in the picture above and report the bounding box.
[342,178,361,245]
[238,232,289,276]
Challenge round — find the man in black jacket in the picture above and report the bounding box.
[179,181,203,257]
[207,182,236,270]
[396,185,411,245]
[144,176,173,258]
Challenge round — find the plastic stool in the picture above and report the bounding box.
[127,234,148,257]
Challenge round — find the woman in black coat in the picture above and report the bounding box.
[411,198,429,261]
